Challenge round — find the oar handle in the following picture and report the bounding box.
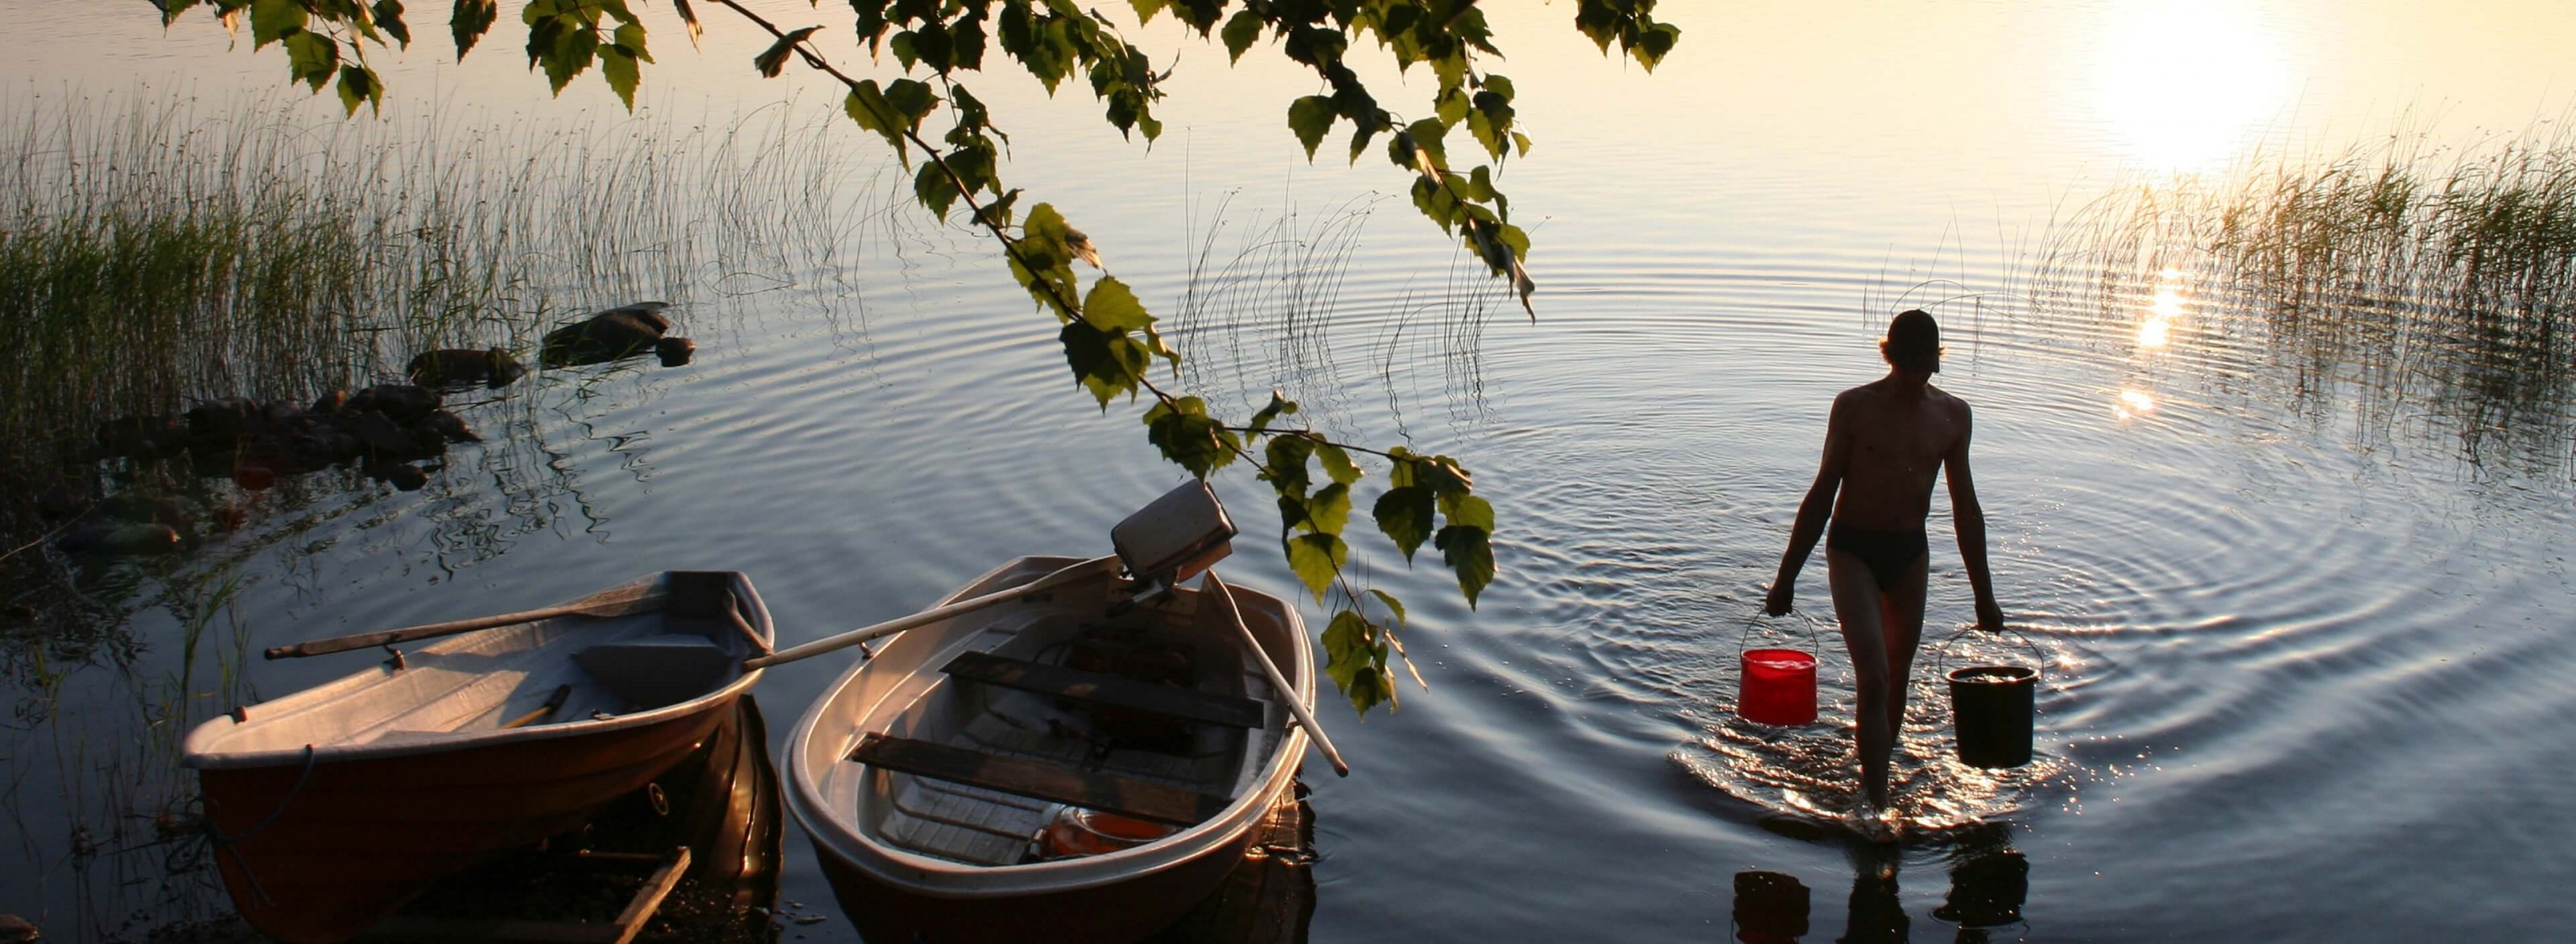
[263,588,664,660]
[741,556,1118,670]
[1207,569,1349,777]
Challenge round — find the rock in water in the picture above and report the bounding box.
[372,462,429,492]
[407,348,528,390]
[541,302,671,367]
[656,336,696,367]
[311,389,349,414]
[349,384,440,423]
[422,410,480,443]
[55,523,181,556]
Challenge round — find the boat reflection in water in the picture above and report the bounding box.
[1729,823,2033,943]
[367,695,785,941]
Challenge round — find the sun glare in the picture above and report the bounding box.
[2116,388,2158,419]
[2093,1,2290,172]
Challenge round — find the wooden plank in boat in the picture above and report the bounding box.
[939,651,1265,729]
[849,734,1231,827]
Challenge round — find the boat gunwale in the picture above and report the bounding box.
[784,554,1313,900]
[179,571,776,771]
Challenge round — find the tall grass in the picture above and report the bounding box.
[0,90,880,464]
[2030,124,2576,470]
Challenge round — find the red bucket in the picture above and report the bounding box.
[1740,647,1818,725]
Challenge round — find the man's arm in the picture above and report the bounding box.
[1943,402,2006,631]
[1767,396,1849,616]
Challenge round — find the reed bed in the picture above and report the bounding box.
[2030,125,2576,470]
[0,91,879,466]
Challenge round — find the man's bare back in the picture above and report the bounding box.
[1761,309,2004,827]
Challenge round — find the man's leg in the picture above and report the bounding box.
[1824,549,1893,810]
[1876,553,1933,754]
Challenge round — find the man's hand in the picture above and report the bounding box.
[1765,579,1796,616]
[1975,598,2006,633]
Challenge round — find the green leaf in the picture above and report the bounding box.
[883,78,940,126]
[843,81,907,155]
[1286,95,1335,160]
[1081,276,1152,332]
[1367,588,1408,625]
[250,0,306,48]
[1307,482,1352,535]
[1247,390,1298,435]
[1059,318,1146,406]
[1285,532,1348,600]
[1435,525,1494,607]
[451,0,497,60]
[1220,9,1261,63]
[372,0,412,47]
[1443,493,1495,532]
[335,61,385,115]
[1405,117,1449,170]
[1262,435,1314,495]
[753,25,819,78]
[1373,485,1434,561]
[1314,441,1361,485]
[1321,609,1387,706]
[1510,130,1534,158]
[914,159,960,220]
[1143,396,1238,477]
[283,30,339,90]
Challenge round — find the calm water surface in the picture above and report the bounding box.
[4,2,2574,940]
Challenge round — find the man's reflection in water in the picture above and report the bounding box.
[1731,870,1810,943]
[1934,823,2030,942]
[1840,843,1909,943]
[1731,823,2034,943]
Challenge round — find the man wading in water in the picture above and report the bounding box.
[1765,308,2005,834]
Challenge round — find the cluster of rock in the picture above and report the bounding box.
[48,303,695,558]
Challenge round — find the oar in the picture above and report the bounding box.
[1205,569,1350,777]
[263,583,669,660]
[500,684,575,729]
[741,555,1120,670]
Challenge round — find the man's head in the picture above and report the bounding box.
[1881,308,1942,373]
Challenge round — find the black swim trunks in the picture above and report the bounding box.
[1826,523,1928,588]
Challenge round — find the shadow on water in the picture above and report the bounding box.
[1730,822,2033,944]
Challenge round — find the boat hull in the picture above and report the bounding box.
[785,556,1315,944]
[812,825,1257,943]
[199,699,733,942]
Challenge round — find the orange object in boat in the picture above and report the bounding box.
[1043,806,1174,859]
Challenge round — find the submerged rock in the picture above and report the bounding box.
[407,347,528,390]
[184,398,261,443]
[541,302,671,367]
[56,523,181,556]
[421,410,480,443]
[96,414,184,460]
[370,461,429,492]
[349,384,440,423]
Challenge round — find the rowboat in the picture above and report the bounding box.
[783,555,1315,943]
[179,571,774,942]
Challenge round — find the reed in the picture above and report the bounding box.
[2030,123,2576,468]
[0,90,881,549]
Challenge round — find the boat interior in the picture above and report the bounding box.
[188,572,765,761]
[848,587,1290,868]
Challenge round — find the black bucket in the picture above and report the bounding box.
[1947,664,2037,769]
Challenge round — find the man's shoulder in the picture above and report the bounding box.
[1925,383,1973,416]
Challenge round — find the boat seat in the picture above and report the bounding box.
[938,651,1265,729]
[848,733,1232,827]
[573,634,734,709]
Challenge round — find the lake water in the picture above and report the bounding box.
[4,1,2574,940]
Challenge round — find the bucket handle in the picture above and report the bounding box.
[1735,610,1824,663]
[1931,624,2047,681]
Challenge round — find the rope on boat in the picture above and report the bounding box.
[200,744,320,908]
